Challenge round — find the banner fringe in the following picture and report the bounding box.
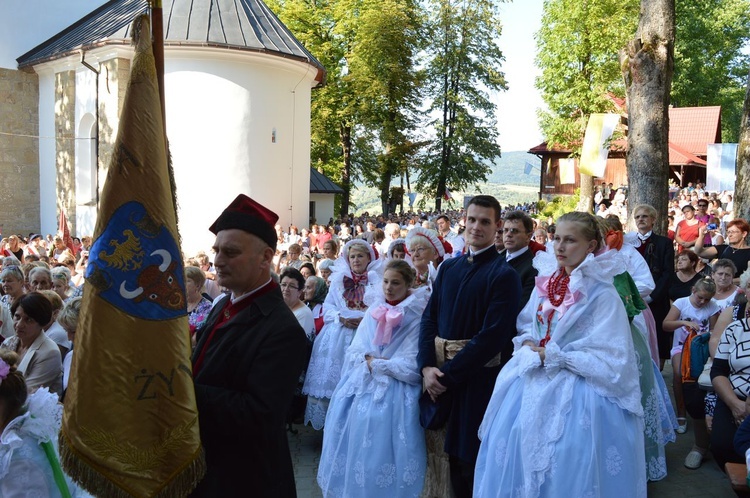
[59,431,206,498]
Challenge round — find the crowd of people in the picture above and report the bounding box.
[1,183,750,496]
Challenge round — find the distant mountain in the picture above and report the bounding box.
[349,150,542,214]
[488,150,541,187]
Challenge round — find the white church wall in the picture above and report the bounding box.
[309,193,334,227]
[33,47,317,249]
[164,48,315,255]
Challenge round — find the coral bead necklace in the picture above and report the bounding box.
[540,269,570,347]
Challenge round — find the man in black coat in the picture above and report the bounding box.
[419,195,521,498]
[499,210,538,309]
[632,203,674,369]
[190,194,307,498]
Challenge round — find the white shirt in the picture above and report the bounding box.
[506,246,529,262]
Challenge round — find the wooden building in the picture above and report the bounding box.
[529,106,722,198]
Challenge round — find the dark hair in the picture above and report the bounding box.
[436,215,450,224]
[279,267,305,291]
[676,250,699,269]
[384,259,415,288]
[0,351,28,425]
[10,292,53,326]
[467,195,502,222]
[503,210,534,233]
[391,242,407,255]
[300,262,316,275]
[547,224,556,234]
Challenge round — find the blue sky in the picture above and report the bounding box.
[0,0,545,152]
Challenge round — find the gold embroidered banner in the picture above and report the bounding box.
[59,15,204,497]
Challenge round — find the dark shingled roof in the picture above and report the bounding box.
[310,168,343,194]
[16,0,325,84]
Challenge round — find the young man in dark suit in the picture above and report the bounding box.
[419,195,521,498]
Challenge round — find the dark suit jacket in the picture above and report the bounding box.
[500,248,538,310]
[418,248,521,463]
[637,233,674,320]
[190,287,307,498]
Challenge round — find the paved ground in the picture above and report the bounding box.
[289,362,739,497]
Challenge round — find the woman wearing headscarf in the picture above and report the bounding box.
[304,276,328,335]
[405,227,450,290]
[302,239,380,429]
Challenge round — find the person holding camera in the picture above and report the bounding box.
[695,219,750,282]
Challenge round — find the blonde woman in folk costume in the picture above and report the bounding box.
[474,212,646,498]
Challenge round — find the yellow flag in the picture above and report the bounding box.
[59,15,204,497]
[579,113,620,177]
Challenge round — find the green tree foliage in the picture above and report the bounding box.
[416,0,507,211]
[269,0,421,217]
[345,0,423,215]
[672,0,750,142]
[537,0,750,148]
[266,0,348,183]
[271,0,508,215]
[537,189,581,220]
[535,0,638,149]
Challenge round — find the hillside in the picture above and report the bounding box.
[487,150,540,187]
[350,151,542,214]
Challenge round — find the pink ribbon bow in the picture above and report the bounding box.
[534,275,580,317]
[371,305,403,346]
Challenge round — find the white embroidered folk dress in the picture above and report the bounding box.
[474,251,646,498]
[616,242,677,481]
[0,388,90,497]
[317,286,428,498]
[303,252,381,429]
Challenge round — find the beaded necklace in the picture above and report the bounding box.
[540,268,570,347]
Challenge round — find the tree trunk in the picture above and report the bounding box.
[735,69,750,221]
[435,172,446,212]
[576,173,594,213]
[380,167,392,216]
[620,0,674,235]
[339,123,352,218]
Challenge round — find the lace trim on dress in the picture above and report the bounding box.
[0,388,61,480]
